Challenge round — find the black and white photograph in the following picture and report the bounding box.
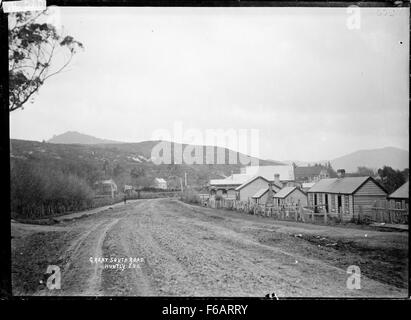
[3,1,409,301]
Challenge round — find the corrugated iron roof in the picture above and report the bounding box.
[235,176,270,191]
[252,188,269,198]
[274,186,297,198]
[307,176,372,194]
[389,181,409,199]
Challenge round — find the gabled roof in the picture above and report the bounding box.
[273,186,303,198]
[155,178,166,183]
[235,176,270,191]
[252,188,269,199]
[389,181,409,199]
[307,176,385,194]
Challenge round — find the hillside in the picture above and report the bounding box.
[10,138,282,190]
[331,147,409,173]
[47,131,122,144]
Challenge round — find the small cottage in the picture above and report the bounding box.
[235,176,274,202]
[94,179,118,198]
[273,186,308,207]
[251,183,282,205]
[154,178,167,190]
[388,181,409,212]
[307,171,388,221]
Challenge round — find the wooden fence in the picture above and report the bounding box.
[203,196,409,225]
[206,198,331,224]
[366,200,408,224]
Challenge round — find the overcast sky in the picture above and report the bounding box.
[9,7,409,161]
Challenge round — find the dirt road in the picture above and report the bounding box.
[11,198,408,297]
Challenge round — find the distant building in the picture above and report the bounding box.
[388,181,409,212]
[244,165,295,185]
[154,178,167,190]
[208,165,295,198]
[124,184,133,195]
[307,170,387,221]
[94,179,118,198]
[209,174,251,199]
[294,166,329,183]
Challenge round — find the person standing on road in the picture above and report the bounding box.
[123,194,127,204]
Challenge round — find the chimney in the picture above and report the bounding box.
[274,173,282,188]
[266,182,274,206]
[337,169,346,178]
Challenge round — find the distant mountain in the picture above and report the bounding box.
[47,131,123,145]
[331,147,409,173]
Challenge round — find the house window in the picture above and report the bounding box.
[344,195,350,214]
[330,195,336,212]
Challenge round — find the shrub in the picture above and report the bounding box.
[180,188,201,204]
[11,160,94,218]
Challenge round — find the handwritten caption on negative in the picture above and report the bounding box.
[89,257,145,272]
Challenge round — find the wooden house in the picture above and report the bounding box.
[154,178,167,190]
[307,173,388,221]
[388,181,409,212]
[273,186,308,207]
[251,183,282,205]
[94,179,118,198]
[235,176,273,202]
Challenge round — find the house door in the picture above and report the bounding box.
[337,195,342,213]
[314,194,318,213]
[325,194,329,213]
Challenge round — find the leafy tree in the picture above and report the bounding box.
[348,166,375,177]
[326,162,337,178]
[113,163,124,177]
[9,10,83,112]
[377,166,406,194]
[102,159,111,177]
[401,168,409,182]
[130,167,144,179]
